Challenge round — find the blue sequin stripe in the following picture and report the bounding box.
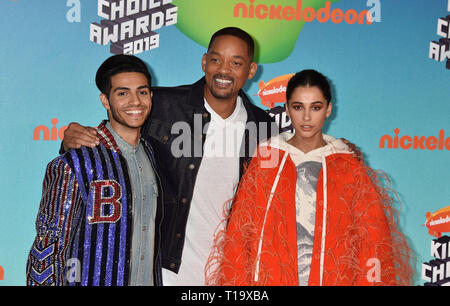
[92,144,113,286]
[64,173,83,286]
[68,147,94,286]
[83,146,106,287]
[68,149,89,201]
[83,148,107,286]
[63,151,87,286]
[78,147,95,286]
[55,159,81,285]
[91,145,109,286]
[97,144,120,286]
[103,144,131,286]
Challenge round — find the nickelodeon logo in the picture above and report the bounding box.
[425,206,450,238]
[256,74,294,133]
[33,118,68,141]
[234,0,373,25]
[379,129,450,151]
[256,74,294,108]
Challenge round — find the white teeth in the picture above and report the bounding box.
[125,110,143,114]
[215,78,232,84]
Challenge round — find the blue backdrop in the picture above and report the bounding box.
[0,0,449,285]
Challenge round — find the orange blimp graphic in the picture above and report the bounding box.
[256,74,295,108]
[424,206,450,238]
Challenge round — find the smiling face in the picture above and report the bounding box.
[100,72,152,143]
[202,34,257,104]
[285,85,332,148]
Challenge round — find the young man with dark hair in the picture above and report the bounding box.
[26,55,162,286]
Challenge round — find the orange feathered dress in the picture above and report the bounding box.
[206,133,414,286]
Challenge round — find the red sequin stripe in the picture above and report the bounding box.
[42,160,57,221]
[96,122,121,153]
[53,161,64,224]
[58,165,80,285]
[46,159,64,244]
[64,179,80,249]
[57,163,70,230]
[60,165,80,255]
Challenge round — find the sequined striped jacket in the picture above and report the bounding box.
[26,121,162,286]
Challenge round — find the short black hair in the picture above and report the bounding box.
[286,69,332,104]
[207,27,255,61]
[95,55,152,97]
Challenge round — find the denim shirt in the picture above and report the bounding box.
[106,122,157,286]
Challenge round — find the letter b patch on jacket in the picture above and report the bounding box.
[88,180,122,224]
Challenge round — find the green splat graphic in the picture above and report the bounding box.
[173,0,341,63]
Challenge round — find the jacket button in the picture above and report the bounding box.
[163,135,169,142]
[203,112,209,118]
[188,164,195,170]
[170,263,176,269]
[181,198,187,204]
[176,233,182,238]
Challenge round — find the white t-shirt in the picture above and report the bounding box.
[162,97,247,285]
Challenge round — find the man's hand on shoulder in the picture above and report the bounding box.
[63,122,99,152]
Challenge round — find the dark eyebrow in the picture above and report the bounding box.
[291,101,324,105]
[113,86,129,93]
[209,51,245,60]
[113,85,150,93]
[232,55,245,60]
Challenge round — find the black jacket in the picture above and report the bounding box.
[145,77,276,285]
